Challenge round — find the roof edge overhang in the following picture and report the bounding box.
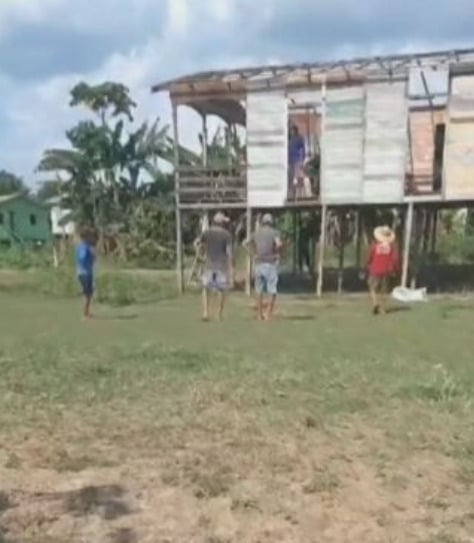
[151,47,474,96]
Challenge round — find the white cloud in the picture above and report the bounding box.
[0,0,62,36]
[165,0,190,39]
[1,0,474,183]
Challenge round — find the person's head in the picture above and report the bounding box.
[212,212,229,227]
[77,225,96,244]
[373,225,395,245]
[261,213,273,226]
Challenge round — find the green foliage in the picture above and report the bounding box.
[36,179,62,201]
[35,78,245,268]
[0,246,52,270]
[0,267,177,306]
[70,81,137,122]
[37,80,176,265]
[0,170,26,195]
[436,233,474,264]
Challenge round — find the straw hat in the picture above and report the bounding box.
[213,212,229,225]
[374,225,395,244]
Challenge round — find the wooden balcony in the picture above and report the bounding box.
[177,165,246,206]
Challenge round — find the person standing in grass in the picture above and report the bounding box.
[75,226,96,320]
[244,213,283,321]
[194,212,232,321]
[366,225,399,315]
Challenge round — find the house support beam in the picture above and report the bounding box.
[316,204,328,297]
[172,102,184,294]
[401,201,414,288]
[245,207,252,296]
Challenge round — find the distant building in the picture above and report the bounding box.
[46,197,75,237]
[0,193,52,246]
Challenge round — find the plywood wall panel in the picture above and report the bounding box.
[246,91,288,207]
[320,86,365,204]
[362,82,408,203]
[444,76,474,200]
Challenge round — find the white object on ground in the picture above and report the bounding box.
[391,286,428,303]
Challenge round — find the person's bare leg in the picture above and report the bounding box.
[201,288,210,321]
[369,286,379,314]
[218,291,226,321]
[83,295,92,319]
[265,294,277,320]
[379,279,389,314]
[256,294,265,320]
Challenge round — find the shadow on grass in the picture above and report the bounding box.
[94,314,139,321]
[107,528,137,543]
[63,485,131,520]
[277,314,316,321]
[386,306,412,314]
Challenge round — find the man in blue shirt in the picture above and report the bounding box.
[75,226,96,319]
[288,125,305,195]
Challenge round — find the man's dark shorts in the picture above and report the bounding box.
[78,274,94,297]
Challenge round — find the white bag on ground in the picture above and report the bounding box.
[391,286,428,303]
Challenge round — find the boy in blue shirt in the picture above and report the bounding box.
[75,226,96,319]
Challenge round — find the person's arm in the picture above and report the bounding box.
[391,244,400,274]
[273,232,283,264]
[194,231,205,252]
[242,233,255,254]
[366,243,374,272]
[274,233,283,252]
[226,234,233,279]
[298,137,305,162]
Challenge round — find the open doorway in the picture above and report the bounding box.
[288,107,321,201]
[433,123,445,192]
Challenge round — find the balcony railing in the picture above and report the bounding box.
[177,165,246,205]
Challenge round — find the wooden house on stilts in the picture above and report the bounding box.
[151,48,474,295]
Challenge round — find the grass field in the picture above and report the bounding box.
[1,281,474,542]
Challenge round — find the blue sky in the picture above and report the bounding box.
[1,0,473,186]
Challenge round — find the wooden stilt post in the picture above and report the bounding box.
[337,210,345,294]
[172,102,184,294]
[401,201,414,288]
[422,207,431,254]
[430,208,438,254]
[245,207,252,296]
[316,205,327,297]
[355,209,363,269]
[292,211,297,274]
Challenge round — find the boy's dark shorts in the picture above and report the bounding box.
[78,274,94,296]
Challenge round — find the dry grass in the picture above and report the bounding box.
[0,284,474,542]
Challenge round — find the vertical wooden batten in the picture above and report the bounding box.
[172,102,184,294]
[401,201,414,287]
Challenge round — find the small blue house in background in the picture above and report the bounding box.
[0,193,52,246]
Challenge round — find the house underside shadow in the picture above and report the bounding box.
[255,266,474,295]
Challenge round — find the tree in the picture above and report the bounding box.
[0,170,26,195]
[70,82,137,123]
[37,81,176,263]
[36,179,64,201]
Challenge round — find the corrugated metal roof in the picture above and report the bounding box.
[151,47,474,95]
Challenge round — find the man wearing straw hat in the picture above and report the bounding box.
[366,225,400,315]
[244,213,283,321]
[194,211,232,321]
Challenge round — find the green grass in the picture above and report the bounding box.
[1,278,474,542]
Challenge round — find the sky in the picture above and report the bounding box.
[0,0,473,188]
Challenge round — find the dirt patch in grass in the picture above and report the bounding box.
[1,421,473,543]
[1,293,474,541]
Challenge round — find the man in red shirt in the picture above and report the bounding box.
[366,225,399,315]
